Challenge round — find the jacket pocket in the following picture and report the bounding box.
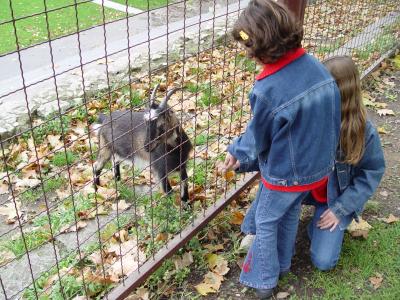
[336,162,350,191]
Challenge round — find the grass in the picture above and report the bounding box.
[0,0,125,55]
[304,222,400,299]
[0,193,93,257]
[354,19,400,61]
[20,176,66,202]
[112,0,169,10]
[236,53,257,73]
[22,115,72,144]
[51,150,77,167]
[185,82,221,107]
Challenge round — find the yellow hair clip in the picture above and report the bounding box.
[239,30,249,41]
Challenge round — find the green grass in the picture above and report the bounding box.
[22,115,72,144]
[354,20,400,61]
[298,222,400,299]
[51,150,77,167]
[112,0,169,10]
[236,53,257,73]
[20,176,66,202]
[0,0,125,55]
[194,133,210,146]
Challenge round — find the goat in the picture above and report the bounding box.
[93,84,193,202]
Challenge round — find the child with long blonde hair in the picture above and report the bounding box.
[303,56,385,270]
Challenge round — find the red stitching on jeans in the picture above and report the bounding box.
[243,252,252,273]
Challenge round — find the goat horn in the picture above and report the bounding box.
[149,83,160,105]
[159,87,182,110]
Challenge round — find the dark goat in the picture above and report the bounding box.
[93,85,193,202]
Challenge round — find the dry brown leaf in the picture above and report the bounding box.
[112,200,131,211]
[379,190,389,197]
[47,135,64,149]
[195,283,217,296]
[206,253,230,276]
[230,211,244,225]
[60,221,87,233]
[204,244,224,252]
[0,182,9,195]
[377,127,387,134]
[224,170,236,181]
[0,249,15,266]
[155,232,169,242]
[126,287,150,300]
[347,218,372,239]
[379,214,399,224]
[15,178,41,189]
[377,109,395,116]
[0,201,21,224]
[276,291,290,299]
[204,271,224,291]
[369,273,383,290]
[173,252,194,270]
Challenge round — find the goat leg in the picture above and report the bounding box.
[180,167,189,202]
[114,162,121,181]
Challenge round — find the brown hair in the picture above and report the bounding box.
[232,0,303,64]
[323,56,367,165]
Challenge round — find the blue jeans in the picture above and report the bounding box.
[308,203,352,271]
[240,183,308,289]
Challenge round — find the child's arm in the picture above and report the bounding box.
[226,93,273,172]
[330,126,385,220]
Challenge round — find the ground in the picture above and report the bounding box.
[180,54,400,300]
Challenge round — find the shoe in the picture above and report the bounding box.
[255,288,274,299]
[239,234,255,252]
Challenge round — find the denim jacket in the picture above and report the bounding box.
[325,120,385,228]
[228,53,341,186]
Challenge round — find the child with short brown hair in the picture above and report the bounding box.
[220,0,341,298]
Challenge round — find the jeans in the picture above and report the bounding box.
[308,203,352,271]
[240,183,308,289]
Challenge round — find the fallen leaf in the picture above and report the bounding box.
[207,253,230,276]
[276,291,290,299]
[224,170,236,181]
[347,218,372,239]
[377,127,387,134]
[204,244,224,252]
[377,109,395,116]
[173,252,194,270]
[14,178,41,189]
[379,190,389,197]
[47,135,64,149]
[195,283,217,296]
[0,182,9,195]
[379,214,399,224]
[0,249,15,266]
[155,232,169,242]
[112,200,131,211]
[0,201,22,223]
[369,273,383,290]
[60,221,87,233]
[204,271,224,291]
[230,211,244,225]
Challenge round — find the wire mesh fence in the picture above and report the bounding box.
[0,0,399,299]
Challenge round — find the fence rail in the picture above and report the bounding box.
[0,0,399,299]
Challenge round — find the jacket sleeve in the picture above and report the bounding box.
[330,126,385,219]
[227,92,272,172]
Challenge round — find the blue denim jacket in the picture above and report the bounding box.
[324,120,385,228]
[228,53,341,186]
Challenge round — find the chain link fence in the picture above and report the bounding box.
[0,0,398,299]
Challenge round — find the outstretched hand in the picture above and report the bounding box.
[317,208,340,232]
[217,152,240,174]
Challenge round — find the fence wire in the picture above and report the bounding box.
[0,0,399,299]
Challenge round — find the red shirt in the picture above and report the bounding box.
[257,48,328,203]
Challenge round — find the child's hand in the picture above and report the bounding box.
[218,153,240,174]
[317,209,340,232]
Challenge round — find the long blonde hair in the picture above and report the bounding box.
[324,56,367,165]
